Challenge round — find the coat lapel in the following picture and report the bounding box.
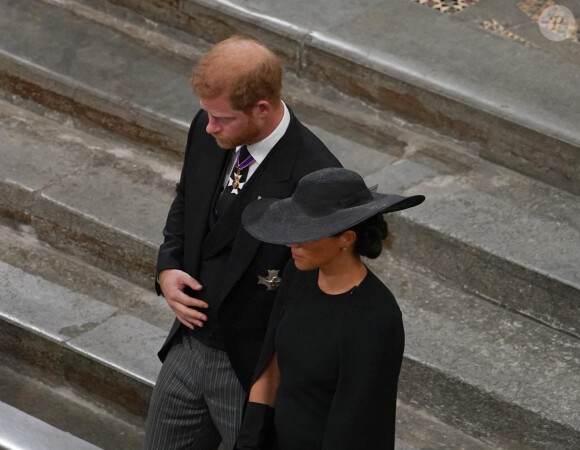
[201,116,301,260]
[215,122,308,308]
[184,131,231,275]
[201,148,294,258]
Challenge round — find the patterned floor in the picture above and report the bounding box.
[482,19,527,43]
[413,0,479,14]
[415,0,578,43]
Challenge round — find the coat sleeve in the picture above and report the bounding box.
[155,111,202,285]
[250,260,296,382]
[322,300,404,450]
[235,263,298,448]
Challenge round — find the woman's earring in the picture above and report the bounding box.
[341,247,347,251]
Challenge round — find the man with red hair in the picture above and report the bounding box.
[144,36,340,449]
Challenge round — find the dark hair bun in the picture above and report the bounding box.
[352,214,388,259]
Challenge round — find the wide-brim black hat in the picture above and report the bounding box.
[242,167,425,245]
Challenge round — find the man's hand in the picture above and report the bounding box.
[159,269,208,329]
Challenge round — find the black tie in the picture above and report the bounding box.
[214,146,254,218]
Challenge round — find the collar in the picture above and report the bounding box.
[239,102,290,164]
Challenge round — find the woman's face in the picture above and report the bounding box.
[287,236,344,271]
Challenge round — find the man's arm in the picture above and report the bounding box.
[156,112,209,329]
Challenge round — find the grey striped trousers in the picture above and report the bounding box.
[143,331,246,450]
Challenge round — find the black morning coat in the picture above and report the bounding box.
[155,107,341,391]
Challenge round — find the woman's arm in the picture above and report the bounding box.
[236,356,279,450]
[236,270,288,450]
[249,354,280,406]
[236,262,297,449]
[322,307,404,450]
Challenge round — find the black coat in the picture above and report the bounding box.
[251,262,404,449]
[156,107,341,390]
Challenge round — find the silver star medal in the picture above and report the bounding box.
[258,270,282,291]
[228,172,245,195]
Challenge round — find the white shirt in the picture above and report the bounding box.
[222,102,291,187]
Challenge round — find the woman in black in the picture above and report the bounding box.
[236,168,424,450]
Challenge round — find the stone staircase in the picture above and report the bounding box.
[0,0,578,449]
[0,399,101,450]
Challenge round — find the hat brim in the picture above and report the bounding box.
[242,193,425,245]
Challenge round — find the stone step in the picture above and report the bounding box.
[16,0,580,195]
[0,224,163,448]
[0,226,168,398]
[0,399,101,450]
[0,0,197,156]
[0,107,576,447]
[0,93,178,288]
[0,281,153,449]
[368,253,580,449]
[1,69,578,341]
[0,1,577,447]
[0,0,577,338]
[0,224,519,449]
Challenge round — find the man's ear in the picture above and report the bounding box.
[255,100,271,116]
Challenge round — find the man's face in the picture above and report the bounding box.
[200,94,261,149]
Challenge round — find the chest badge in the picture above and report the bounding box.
[228,172,246,194]
[258,270,282,291]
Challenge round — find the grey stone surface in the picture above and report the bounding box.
[228,0,385,31]
[307,123,397,178]
[0,260,117,342]
[0,103,93,192]
[368,252,580,447]
[312,0,580,147]
[1,220,573,446]
[358,140,580,336]
[302,2,580,193]
[1,68,578,333]
[455,0,580,65]
[365,159,439,193]
[0,224,498,449]
[178,0,579,193]
[0,0,579,446]
[41,161,171,247]
[0,357,144,449]
[0,97,177,285]
[0,218,166,387]
[0,0,194,125]
[391,157,580,336]
[68,314,165,384]
[405,169,580,284]
[1,0,579,193]
[0,222,175,330]
[395,401,495,450]
[0,400,101,450]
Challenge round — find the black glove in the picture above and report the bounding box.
[235,402,275,450]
